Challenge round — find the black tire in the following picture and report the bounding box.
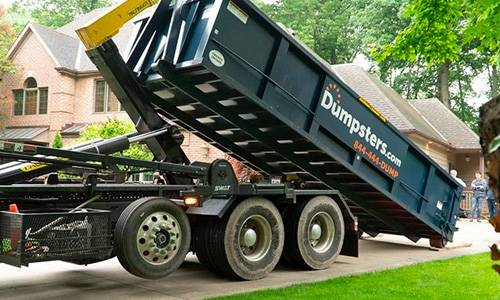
[283,196,344,270]
[429,236,448,248]
[195,197,284,280]
[191,216,225,275]
[114,197,191,279]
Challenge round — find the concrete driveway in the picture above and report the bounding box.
[0,219,497,300]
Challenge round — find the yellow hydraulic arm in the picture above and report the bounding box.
[76,0,159,49]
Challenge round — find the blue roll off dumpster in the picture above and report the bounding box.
[119,0,462,246]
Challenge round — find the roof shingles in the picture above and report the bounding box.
[409,99,480,149]
[31,23,80,69]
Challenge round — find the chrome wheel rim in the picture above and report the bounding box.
[136,211,181,265]
[308,212,334,253]
[238,215,272,261]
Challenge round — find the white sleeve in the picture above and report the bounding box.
[457,178,466,188]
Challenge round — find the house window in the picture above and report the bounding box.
[94,80,124,113]
[13,77,48,116]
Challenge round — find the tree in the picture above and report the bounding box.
[463,1,500,98]
[0,5,17,131]
[374,0,463,109]
[11,0,112,29]
[0,5,16,78]
[79,119,153,165]
[375,0,500,109]
[463,0,500,65]
[264,0,368,65]
[52,131,63,149]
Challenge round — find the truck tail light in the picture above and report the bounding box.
[184,196,199,207]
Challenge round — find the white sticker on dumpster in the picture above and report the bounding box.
[227,1,248,24]
[209,50,225,67]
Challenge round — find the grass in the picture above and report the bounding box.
[205,253,500,300]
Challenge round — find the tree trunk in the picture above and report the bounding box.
[438,60,451,109]
[479,96,500,230]
[492,64,498,99]
[480,96,500,157]
[330,36,338,65]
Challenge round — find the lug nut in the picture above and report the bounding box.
[160,223,171,230]
[149,242,157,248]
[153,226,161,232]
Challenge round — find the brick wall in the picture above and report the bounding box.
[181,131,225,163]
[73,76,131,124]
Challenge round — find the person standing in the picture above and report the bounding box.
[450,169,467,218]
[471,171,488,222]
[450,169,466,188]
[486,183,498,218]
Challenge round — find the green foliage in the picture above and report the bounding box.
[51,131,63,149]
[206,253,497,300]
[10,0,112,29]
[79,119,153,162]
[0,5,16,78]
[79,119,135,141]
[4,7,30,33]
[490,134,500,153]
[359,0,411,50]
[264,0,369,64]
[374,0,462,67]
[366,0,488,129]
[463,0,500,64]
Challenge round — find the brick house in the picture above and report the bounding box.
[0,9,224,164]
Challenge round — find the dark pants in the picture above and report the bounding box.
[487,198,498,218]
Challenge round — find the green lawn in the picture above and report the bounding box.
[205,253,499,300]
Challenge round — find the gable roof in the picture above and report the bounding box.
[31,23,80,69]
[331,64,449,146]
[7,22,80,69]
[409,98,480,150]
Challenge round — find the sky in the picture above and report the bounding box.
[0,0,13,6]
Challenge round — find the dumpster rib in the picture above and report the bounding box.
[156,62,421,242]
[147,89,280,175]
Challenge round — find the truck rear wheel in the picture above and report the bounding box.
[283,196,344,269]
[195,197,284,280]
[114,197,190,279]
